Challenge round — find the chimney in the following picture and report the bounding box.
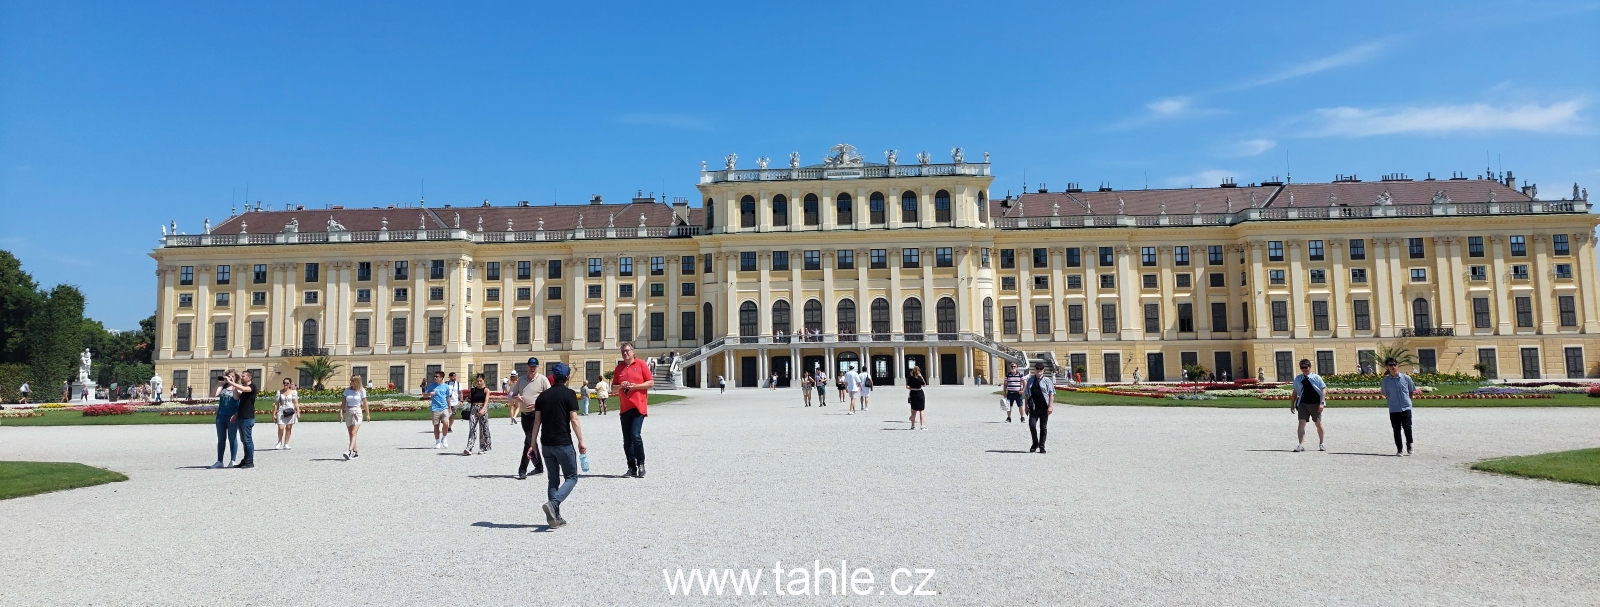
[1504,170,1515,187]
[672,197,690,223]
[590,195,603,205]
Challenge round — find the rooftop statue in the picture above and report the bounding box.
[204,218,211,234]
[538,218,544,230]
[476,216,484,232]
[639,213,647,228]
[885,150,898,166]
[916,151,931,165]
[821,144,864,168]
[285,218,300,232]
[757,156,769,170]
[239,221,247,234]
[1117,197,1125,214]
[419,213,428,229]
[1432,191,1450,205]
[576,213,584,229]
[789,151,800,169]
[453,213,460,228]
[381,217,388,229]
[327,218,347,232]
[724,154,737,170]
[607,212,615,228]
[951,147,964,163]
[1375,191,1393,206]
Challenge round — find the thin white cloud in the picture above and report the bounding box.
[616,112,711,130]
[1225,138,1277,157]
[1221,40,1391,92]
[1109,96,1224,129]
[1309,100,1585,136]
[1164,169,1237,188]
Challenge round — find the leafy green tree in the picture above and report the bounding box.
[0,250,42,364]
[24,284,85,400]
[296,356,342,389]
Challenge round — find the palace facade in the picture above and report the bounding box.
[150,144,1599,394]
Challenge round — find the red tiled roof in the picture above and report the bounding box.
[208,203,696,235]
[987,178,1533,217]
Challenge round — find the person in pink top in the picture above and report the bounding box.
[613,343,654,478]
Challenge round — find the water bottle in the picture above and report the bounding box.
[579,453,590,472]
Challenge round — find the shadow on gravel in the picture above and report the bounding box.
[582,474,635,479]
[471,521,544,530]
[1245,449,1295,452]
[396,447,436,450]
[175,466,214,469]
[881,427,915,431]
[984,450,1032,454]
[468,474,519,479]
[308,458,347,462]
[1330,452,1399,457]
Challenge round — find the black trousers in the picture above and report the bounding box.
[1029,405,1050,448]
[519,412,544,475]
[1389,410,1414,452]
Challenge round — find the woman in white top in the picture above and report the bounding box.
[339,375,371,460]
[596,379,611,415]
[274,378,300,449]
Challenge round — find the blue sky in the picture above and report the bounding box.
[3,1,1597,328]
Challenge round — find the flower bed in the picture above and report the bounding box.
[1166,392,1217,401]
[0,410,44,419]
[1261,393,1550,400]
[81,404,136,416]
[1589,385,1600,398]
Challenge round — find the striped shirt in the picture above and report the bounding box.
[1003,372,1025,394]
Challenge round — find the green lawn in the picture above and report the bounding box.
[1,393,686,426]
[0,461,129,500]
[996,384,1600,408]
[1472,448,1600,486]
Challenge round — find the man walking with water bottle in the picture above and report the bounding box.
[531,362,585,529]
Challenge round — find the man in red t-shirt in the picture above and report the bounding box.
[613,343,654,478]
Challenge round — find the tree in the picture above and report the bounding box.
[1376,344,1417,368]
[0,250,42,364]
[24,284,85,400]
[296,356,342,389]
[1183,363,1209,383]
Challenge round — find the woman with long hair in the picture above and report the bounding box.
[274,378,299,449]
[210,370,244,468]
[906,366,927,430]
[859,373,873,410]
[340,375,371,460]
[462,374,492,455]
[800,373,814,407]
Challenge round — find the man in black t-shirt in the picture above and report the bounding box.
[531,362,586,529]
[230,371,258,469]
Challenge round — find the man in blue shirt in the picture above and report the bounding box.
[1380,358,1420,456]
[424,371,452,449]
[1290,358,1327,452]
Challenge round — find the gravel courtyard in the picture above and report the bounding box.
[2,385,1597,606]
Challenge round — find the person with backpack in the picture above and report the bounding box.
[1380,358,1420,456]
[1290,358,1327,452]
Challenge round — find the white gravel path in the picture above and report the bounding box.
[1,386,1597,606]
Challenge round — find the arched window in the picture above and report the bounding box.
[740,195,756,228]
[982,297,994,338]
[934,190,952,222]
[703,302,714,342]
[704,199,715,229]
[772,194,789,227]
[803,194,820,226]
[903,298,923,337]
[871,298,891,339]
[977,191,988,223]
[837,299,857,339]
[836,192,853,226]
[901,191,919,223]
[936,297,957,338]
[302,319,319,348]
[1412,298,1432,330]
[739,301,759,342]
[803,299,823,336]
[869,192,886,223]
[772,300,791,340]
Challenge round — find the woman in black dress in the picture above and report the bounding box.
[906,366,927,430]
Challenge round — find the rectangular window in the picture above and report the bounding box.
[650,312,665,341]
[586,314,601,343]
[981,248,991,268]
[650,256,665,275]
[175,322,191,351]
[1141,247,1156,266]
[1510,235,1526,256]
[1408,238,1425,258]
[1142,274,1157,289]
[518,316,535,345]
[704,254,712,274]
[1562,346,1584,379]
[1175,246,1190,266]
[1207,245,1223,265]
[1271,301,1288,331]
[515,286,532,301]
[681,255,695,275]
[1316,350,1334,376]
[1066,275,1082,289]
[1067,305,1083,334]
[1211,302,1228,332]
[1143,303,1160,333]
[506,260,525,280]
[802,250,820,270]
[1477,348,1498,379]
[1556,263,1573,279]
[587,285,601,299]
[870,249,887,269]
[485,287,499,302]
[1066,247,1081,267]
[1269,269,1285,285]
[253,264,267,284]
[1554,234,1570,255]
[1033,275,1049,290]
[1002,306,1019,335]
[1100,303,1118,333]
[936,248,953,268]
[544,259,560,280]
[250,321,265,350]
[427,317,444,346]
[618,284,634,298]
[1268,241,1283,261]
[483,261,498,281]
[304,263,320,283]
[1473,298,1491,328]
[354,318,370,348]
[1419,348,1437,374]
[588,258,602,277]
[839,249,856,270]
[215,292,230,307]
[484,317,499,345]
[216,265,231,285]
[427,260,443,280]
[1209,272,1225,288]
[213,321,228,352]
[1410,268,1427,283]
[1175,273,1191,288]
[1559,295,1577,327]
[394,261,409,280]
[681,311,696,342]
[1512,264,1530,280]
[619,257,634,277]
[681,283,696,296]
[1035,305,1051,335]
[387,366,406,390]
[1308,240,1324,261]
[392,317,408,345]
[1312,301,1329,331]
[650,283,664,297]
[546,316,561,344]
[303,291,319,304]
[1241,302,1249,328]
[772,251,789,271]
[1099,274,1115,289]
[429,286,444,301]
[1033,248,1049,268]
[1099,247,1114,267]
[618,313,633,342]
[1309,269,1326,284]
[1275,351,1294,383]
[1349,239,1366,260]
[1468,236,1484,257]
[180,266,194,285]
[1351,268,1368,284]
[1000,277,1016,291]
[902,248,920,268]
[1177,303,1193,332]
[1353,299,1371,331]
[1469,266,1486,281]
[999,249,1015,269]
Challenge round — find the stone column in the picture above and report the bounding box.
[1371,240,1394,337]
[1445,239,1468,334]
[1249,242,1269,338]
[1085,247,1101,339]
[1329,240,1349,337]
[375,262,390,351]
[1018,250,1034,341]
[1490,236,1511,335]
[1194,243,1212,339]
[1051,247,1067,340]
[411,260,426,351]
[1432,237,1457,329]
[1576,233,1600,332]
[1117,245,1138,340]
[1288,241,1308,338]
[531,258,545,350]
[1532,235,1556,334]
[1158,245,1176,340]
[821,251,837,334]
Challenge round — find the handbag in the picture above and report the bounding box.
[280,407,296,419]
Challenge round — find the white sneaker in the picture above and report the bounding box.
[434,440,442,449]
[442,438,449,449]
[274,441,284,450]
[1293,445,1305,452]
[283,444,290,450]
[343,451,351,460]
[227,460,236,468]
[209,461,224,469]
[1318,443,1326,451]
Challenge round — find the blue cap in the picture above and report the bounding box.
[549,362,570,380]
[526,356,539,367]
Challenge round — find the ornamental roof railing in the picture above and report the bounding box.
[700,162,990,184]
[992,199,1591,230]
[159,225,702,248]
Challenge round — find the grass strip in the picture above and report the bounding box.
[1471,448,1600,486]
[0,461,129,500]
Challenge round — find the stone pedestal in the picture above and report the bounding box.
[71,380,106,403]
